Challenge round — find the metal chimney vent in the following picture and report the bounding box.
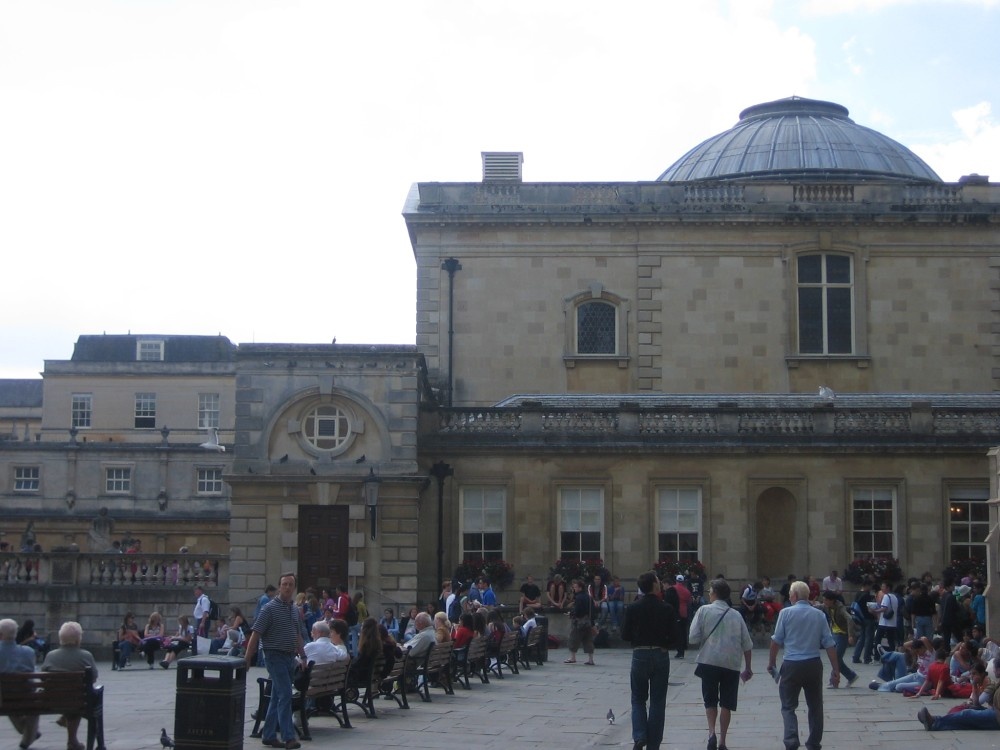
[482,152,523,182]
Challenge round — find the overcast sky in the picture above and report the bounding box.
[1,0,998,379]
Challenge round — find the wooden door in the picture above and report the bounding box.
[297,505,349,593]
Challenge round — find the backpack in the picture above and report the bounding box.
[447,597,462,623]
[344,599,359,626]
[208,598,220,622]
[849,600,865,627]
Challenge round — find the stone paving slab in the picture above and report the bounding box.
[3,648,999,749]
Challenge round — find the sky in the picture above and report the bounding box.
[1,0,998,379]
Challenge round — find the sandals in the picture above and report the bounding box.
[563,658,576,663]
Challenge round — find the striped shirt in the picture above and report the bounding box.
[252,596,301,654]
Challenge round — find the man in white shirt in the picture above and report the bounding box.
[403,613,436,659]
[303,620,349,665]
[821,570,843,594]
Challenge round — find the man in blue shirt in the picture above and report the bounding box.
[767,580,839,750]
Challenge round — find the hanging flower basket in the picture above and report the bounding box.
[453,558,514,590]
[653,558,706,581]
[548,557,611,584]
[843,557,903,584]
[943,557,987,583]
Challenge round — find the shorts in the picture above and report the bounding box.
[697,662,740,711]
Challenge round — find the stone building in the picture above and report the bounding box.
[3,96,1000,644]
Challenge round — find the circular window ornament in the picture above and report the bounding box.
[302,405,352,453]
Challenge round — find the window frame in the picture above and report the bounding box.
[850,485,897,560]
[947,485,989,562]
[134,392,156,429]
[557,486,605,561]
[136,339,164,361]
[198,393,220,430]
[14,466,40,493]
[656,486,702,563]
[196,467,225,496]
[104,465,133,495]
[459,485,507,561]
[563,284,630,367]
[289,399,362,459]
[71,393,92,429]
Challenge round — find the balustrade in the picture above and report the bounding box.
[0,552,223,587]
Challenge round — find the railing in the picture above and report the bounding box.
[0,552,224,587]
[428,403,1000,442]
[794,184,854,203]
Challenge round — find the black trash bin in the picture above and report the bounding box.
[174,655,247,750]
[535,615,548,662]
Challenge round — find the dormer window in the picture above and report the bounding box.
[137,339,164,361]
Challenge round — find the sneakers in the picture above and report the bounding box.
[917,706,933,731]
[868,680,880,690]
[846,674,858,688]
[876,644,887,658]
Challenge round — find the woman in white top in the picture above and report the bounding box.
[872,581,899,653]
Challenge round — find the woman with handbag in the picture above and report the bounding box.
[564,578,595,665]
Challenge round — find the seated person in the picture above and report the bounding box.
[160,615,194,669]
[519,575,543,612]
[15,619,47,663]
[42,621,99,750]
[917,673,1000,732]
[139,612,164,668]
[758,576,782,623]
[304,619,349,665]
[379,608,398,638]
[520,607,538,641]
[116,612,142,670]
[347,619,381,691]
[434,611,452,643]
[737,581,763,625]
[547,575,567,610]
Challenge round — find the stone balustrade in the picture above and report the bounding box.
[0,552,224,588]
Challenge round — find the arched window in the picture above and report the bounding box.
[564,284,629,363]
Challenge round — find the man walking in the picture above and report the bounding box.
[768,580,839,750]
[621,571,678,750]
[244,572,305,750]
[688,579,753,750]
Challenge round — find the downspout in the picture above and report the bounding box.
[441,257,462,407]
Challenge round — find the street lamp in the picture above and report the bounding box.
[363,467,381,541]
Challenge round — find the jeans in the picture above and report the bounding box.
[853,620,875,663]
[874,624,897,654]
[913,615,933,641]
[117,640,133,668]
[779,657,824,750]
[877,651,909,682]
[932,707,1000,731]
[832,633,856,683]
[630,648,670,750]
[609,600,624,629]
[878,672,921,692]
[262,651,298,743]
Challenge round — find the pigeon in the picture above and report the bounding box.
[818,385,836,399]
[278,454,289,464]
[160,728,175,748]
[606,708,615,725]
[354,454,366,464]
[199,428,226,452]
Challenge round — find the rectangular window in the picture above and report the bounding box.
[71,393,92,429]
[657,487,701,562]
[798,253,854,354]
[852,487,895,559]
[460,486,506,560]
[949,488,989,561]
[134,392,156,429]
[105,467,132,494]
[197,468,224,495]
[136,339,164,361]
[559,487,603,560]
[577,301,617,354]
[198,393,220,430]
[14,466,40,492]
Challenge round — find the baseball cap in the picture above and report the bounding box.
[675,574,685,582]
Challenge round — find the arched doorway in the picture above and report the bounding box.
[755,486,797,581]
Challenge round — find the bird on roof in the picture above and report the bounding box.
[199,428,226,452]
[606,708,615,725]
[818,386,836,399]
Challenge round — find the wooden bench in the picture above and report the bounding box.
[250,659,352,741]
[378,649,413,710]
[345,654,383,719]
[454,636,490,689]
[488,630,520,679]
[0,668,106,750]
[415,641,454,702]
[517,624,546,670]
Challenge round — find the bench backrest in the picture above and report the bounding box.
[0,670,96,716]
[466,636,487,661]
[424,642,453,671]
[305,658,350,698]
[497,630,518,654]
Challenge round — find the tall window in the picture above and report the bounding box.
[198,393,220,430]
[559,487,603,560]
[461,487,505,561]
[14,466,40,492]
[577,301,616,354]
[797,253,853,354]
[134,393,156,429]
[949,488,989,561]
[105,467,132,494]
[197,468,224,495]
[657,487,701,562]
[136,339,164,361]
[71,393,92,429]
[852,487,895,559]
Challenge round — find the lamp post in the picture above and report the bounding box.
[428,461,454,591]
[363,467,381,541]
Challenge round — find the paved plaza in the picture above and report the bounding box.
[2,646,996,750]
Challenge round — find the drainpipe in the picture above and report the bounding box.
[441,257,462,407]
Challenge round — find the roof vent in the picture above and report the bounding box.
[482,152,523,182]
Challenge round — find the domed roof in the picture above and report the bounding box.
[657,96,941,183]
